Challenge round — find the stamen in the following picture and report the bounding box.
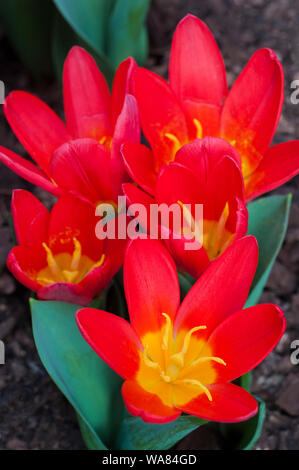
[213,203,229,256]
[165,133,181,155]
[61,270,78,283]
[191,356,227,368]
[177,200,203,245]
[170,325,207,369]
[42,243,62,279]
[182,326,207,355]
[99,136,107,146]
[175,378,213,401]
[71,238,82,271]
[161,313,172,351]
[160,372,171,383]
[143,345,160,370]
[193,119,203,139]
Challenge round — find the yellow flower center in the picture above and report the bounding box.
[99,135,112,151]
[138,313,226,406]
[164,118,203,162]
[36,238,105,286]
[177,200,235,260]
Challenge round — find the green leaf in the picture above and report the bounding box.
[52,11,114,85]
[30,299,124,450]
[239,371,253,393]
[53,0,115,54]
[107,0,150,67]
[245,194,292,307]
[178,271,195,301]
[115,414,207,450]
[0,0,54,77]
[220,397,266,450]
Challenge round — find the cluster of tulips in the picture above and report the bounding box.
[1,15,298,447]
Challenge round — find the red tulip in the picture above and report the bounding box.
[76,238,285,424]
[7,190,126,305]
[123,138,248,279]
[131,14,299,201]
[0,47,140,204]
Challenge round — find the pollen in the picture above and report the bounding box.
[36,238,105,286]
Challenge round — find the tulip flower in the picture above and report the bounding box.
[0,46,140,204]
[123,138,248,279]
[76,237,285,424]
[132,14,299,201]
[7,190,126,305]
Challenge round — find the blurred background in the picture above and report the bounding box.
[0,0,299,450]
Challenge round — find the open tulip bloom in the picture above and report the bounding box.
[130,14,299,201]
[124,137,248,278]
[76,238,285,424]
[0,12,294,450]
[7,190,126,305]
[0,46,140,205]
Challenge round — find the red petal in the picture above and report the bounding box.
[177,383,257,423]
[7,245,45,292]
[4,91,70,174]
[133,67,189,169]
[163,236,210,279]
[76,308,141,379]
[124,238,180,338]
[156,161,205,208]
[50,138,114,203]
[204,303,286,383]
[11,190,49,246]
[174,236,258,335]
[205,155,245,221]
[175,137,241,179]
[63,46,111,139]
[122,380,181,424]
[169,15,227,107]
[245,140,299,200]
[221,48,284,176]
[121,142,156,195]
[122,182,155,231]
[47,194,103,259]
[111,57,137,128]
[38,260,111,306]
[225,197,248,239]
[183,100,221,137]
[102,216,128,276]
[110,94,140,198]
[0,146,62,196]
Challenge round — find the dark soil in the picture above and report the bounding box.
[0,0,299,450]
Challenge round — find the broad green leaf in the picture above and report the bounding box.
[30,299,124,450]
[53,0,115,54]
[52,11,114,85]
[0,0,54,77]
[108,0,150,67]
[220,397,266,450]
[245,194,292,307]
[77,414,105,450]
[115,414,207,450]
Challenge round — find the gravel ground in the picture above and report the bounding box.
[0,0,299,450]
